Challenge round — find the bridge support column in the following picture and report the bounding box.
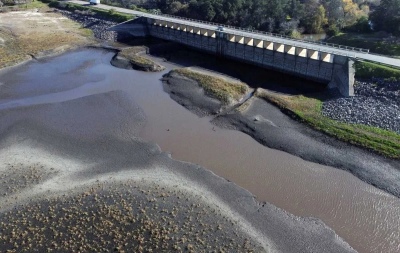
[328,56,355,96]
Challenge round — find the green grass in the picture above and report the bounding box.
[354,61,400,80]
[256,89,400,159]
[327,33,400,57]
[89,6,133,22]
[173,69,249,104]
[42,0,133,22]
[22,1,48,9]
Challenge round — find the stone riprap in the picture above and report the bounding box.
[56,10,118,41]
[322,79,400,133]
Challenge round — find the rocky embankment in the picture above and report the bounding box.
[323,79,400,133]
[56,9,118,41]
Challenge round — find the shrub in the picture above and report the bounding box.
[326,25,340,37]
[290,29,302,39]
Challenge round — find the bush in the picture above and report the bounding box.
[47,0,58,7]
[108,8,115,15]
[326,25,340,37]
[290,29,302,39]
[345,16,372,33]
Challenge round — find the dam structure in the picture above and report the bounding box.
[68,0,400,96]
[112,16,357,96]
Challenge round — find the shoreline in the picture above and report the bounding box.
[162,70,400,199]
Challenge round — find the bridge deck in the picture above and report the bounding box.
[68,0,400,68]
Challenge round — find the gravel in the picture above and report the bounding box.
[322,79,400,133]
[0,181,262,253]
[56,9,119,41]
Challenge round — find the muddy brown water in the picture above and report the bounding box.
[0,48,399,253]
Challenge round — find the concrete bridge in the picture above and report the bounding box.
[69,0,400,96]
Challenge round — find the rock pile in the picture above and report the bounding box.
[323,79,400,133]
[56,10,118,41]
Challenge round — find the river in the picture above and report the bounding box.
[0,48,399,253]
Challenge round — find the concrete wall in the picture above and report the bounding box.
[116,17,354,96]
[328,57,355,96]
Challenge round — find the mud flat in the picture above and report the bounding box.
[0,86,355,252]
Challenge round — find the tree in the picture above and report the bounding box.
[302,0,328,33]
[324,0,345,26]
[370,0,400,34]
[342,0,364,26]
[165,1,184,14]
[187,0,216,21]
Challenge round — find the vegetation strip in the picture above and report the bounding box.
[256,89,400,159]
[172,69,248,105]
[114,47,165,72]
[41,0,133,22]
[354,61,400,80]
[327,33,400,57]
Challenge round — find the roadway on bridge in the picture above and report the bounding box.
[69,0,400,68]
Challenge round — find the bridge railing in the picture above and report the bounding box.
[146,13,370,54]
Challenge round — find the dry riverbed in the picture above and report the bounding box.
[0,8,357,253]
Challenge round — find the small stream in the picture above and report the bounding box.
[0,48,399,253]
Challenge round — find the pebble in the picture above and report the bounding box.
[0,181,261,252]
[323,78,400,133]
[55,10,119,41]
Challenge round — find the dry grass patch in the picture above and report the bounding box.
[116,46,164,72]
[173,68,249,104]
[0,10,93,69]
[119,47,154,66]
[256,89,400,159]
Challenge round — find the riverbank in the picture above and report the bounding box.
[163,67,400,199]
